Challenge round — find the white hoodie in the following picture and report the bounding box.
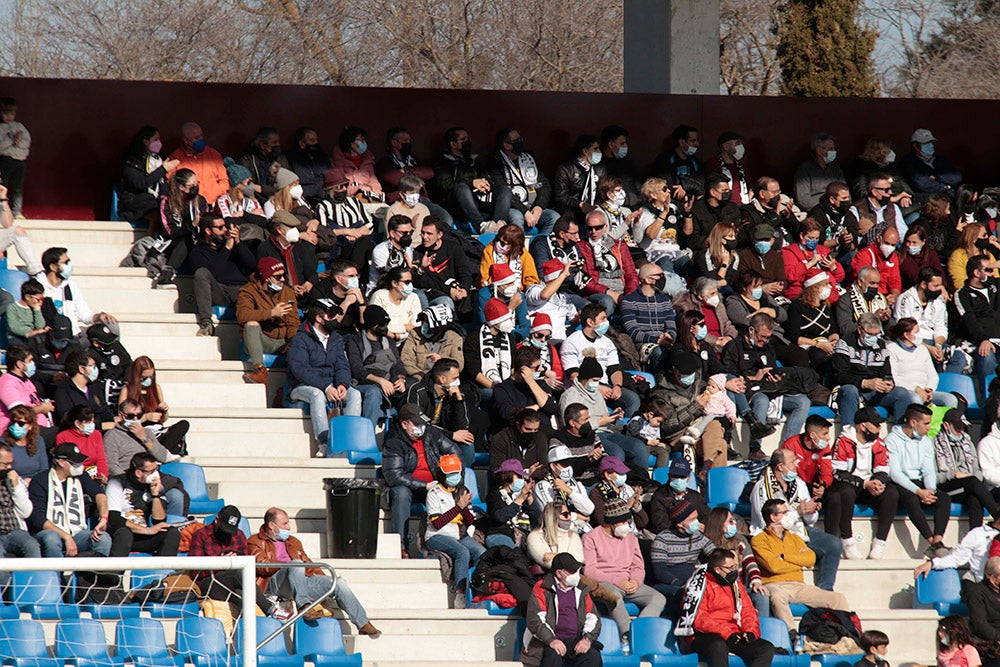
[979,422,1000,489]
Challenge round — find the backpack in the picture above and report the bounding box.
[798,607,862,645]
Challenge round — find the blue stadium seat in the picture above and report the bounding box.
[11,570,79,619]
[915,568,968,616]
[55,618,126,667]
[473,451,490,466]
[128,570,200,619]
[759,618,811,667]
[788,603,809,617]
[628,618,698,667]
[938,372,981,420]
[238,341,286,369]
[0,599,18,619]
[478,233,497,249]
[160,462,225,514]
[293,617,363,667]
[237,617,305,667]
[814,655,864,667]
[114,618,185,667]
[0,619,64,667]
[652,462,698,490]
[706,467,751,514]
[212,306,237,322]
[808,406,836,419]
[175,616,239,667]
[464,466,487,514]
[329,415,382,465]
[110,184,124,222]
[596,618,641,666]
[0,268,29,295]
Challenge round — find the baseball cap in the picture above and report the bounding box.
[51,443,87,465]
[551,552,584,574]
[597,456,629,474]
[855,406,884,426]
[214,505,242,536]
[547,445,574,463]
[911,129,937,144]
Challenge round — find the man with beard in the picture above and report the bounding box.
[805,181,856,258]
[190,213,255,337]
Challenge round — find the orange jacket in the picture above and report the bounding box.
[167,145,229,204]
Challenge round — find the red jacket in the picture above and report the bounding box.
[832,434,890,485]
[782,243,845,302]
[782,434,833,487]
[851,246,902,297]
[575,238,639,295]
[692,574,760,638]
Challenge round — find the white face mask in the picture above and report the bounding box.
[780,511,798,530]
[500,283,518,298]
[825,150,837,163]
[497,318,515,334]
[879,243,896,259]
[557,466,574,482]
[732,144,746,161]
[288,184,304,200]
[284,227,300,244]
[883,150,896,165]
[705,294,721,308]
[683,145,698,156]
[611,191,626,207]
[563,571,581,587]
[613,524,631,538]
[69,463,85,477]
[403,192,420,207]
[819,285,832,301]
[145,470,160,485]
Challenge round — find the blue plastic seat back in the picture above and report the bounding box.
[115,618,173,660]
[707,467,751,511]
[597,618,625,656]
[629,617,685,658]
[0,619,49,658]
[464,466,486,513]
[0,268,30,295]
[239,616,289,657]
[760,618,792,651]
[55,619,114,660]
[329,415,379,455]
[915,568,962,607]
[478,233,497,249]
[160,462,225,513]
[176,616,229,660]
[937,372,978,408]
[293,617,359,662]
[12,570,78,617]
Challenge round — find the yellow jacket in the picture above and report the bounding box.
[479,244,539,290]
[949,248,998,290]
[750,528,815,585]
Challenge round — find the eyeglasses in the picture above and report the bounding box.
[11,421,28,427]
[587,224,606,231]
[531,333,551,342]
[661,186,670,193]
[122,412,142,420]
[558,512,572,518]
[211,224,227,230]
[873,186,892,192]
[398,280,413,285]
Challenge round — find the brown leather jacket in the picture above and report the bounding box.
[236,273,300,342]
[247,527,324,592]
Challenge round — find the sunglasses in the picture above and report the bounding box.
[587,224,606,231]
[11,421,28,427]
[532,333,552,342]
[122,412,142,420]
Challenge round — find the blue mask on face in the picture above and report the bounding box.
[695,325,708,341]
[586,380,601,393]
[192,139,206,153]
[679,372,696,387]
[803,238,819,251]
[669,477,688,492]
[724,524,738,539]
[445,472,462,487]
[615,146,628,159]
[275,528,290,541]
[750,287,764,300]
[8,423,26,439]
[782,471,797,483]
[24,361,35,378]
[920,142,935,158]
[511,477,526,493]
[594,320,610,336]
[356,140,368,154]
[754,240,772,255]
[589,151,602,166]
[863,333,880,347]
[685,520,702,536]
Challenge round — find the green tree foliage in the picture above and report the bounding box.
[776,0,879,96]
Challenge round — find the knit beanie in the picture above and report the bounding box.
[223,157,252,188]
[274,168,299,191]
[257,257,284,281]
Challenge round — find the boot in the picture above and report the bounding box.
[302,605,325,621]
[242,364,269,384]
[358,622,381,637]
[743,411,776,441]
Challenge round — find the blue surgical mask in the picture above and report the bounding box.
[685,520,702,536]
[275,528,290,541]
[754,240,772,255]
[615,146,628,159]
[140,377,153,388]
[345,276,360,291]
[81,422,95,436]
[532,371,543,380]
[679,372,697,387]
[268,281,282,292]
[400,282,414,297]
[613,473,627,488]
[24,361,35,378]
[782,471,797,483]
[7,423,26,439]
[594,320,610,336]
[803,239,819,251]
[589,151,602,166]
[529,337,546,350]
[59,261,73,279]
[940,634,950,647]
[445,472,463,487]
[510,477,526,493]
[907,244,923,256]
[123,419,140,430]
[695,325,708,341]
[585,380,601,393]
[750,287,763,300]
[356,140,368,154]
[863,334,880,347]
[87,366,99,382]
[724,524,738,539]
[920,142,935,158]
[669,478,688,492]
[192,139,206,153]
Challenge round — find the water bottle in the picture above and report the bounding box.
[794,632,806,654]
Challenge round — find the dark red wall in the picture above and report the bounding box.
[4,77,999,220]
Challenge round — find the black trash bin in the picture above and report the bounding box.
[323,478,381,558]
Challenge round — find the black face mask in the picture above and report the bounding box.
[399,142,413,158]
[0,468,10,480]
[924,288,942,301]
[858,428,878,443]
[977,237,991,251]
[316,318,334,335]
[723,239,737,251]
[964,202,977,215]
[516,429,535,445]
[761,196,778,209]
[511,139,525,155]
[398,233,413,247]
[460,142,473,158]
[185,184,200,200]
[372,325,390,338]
[836,201,852,214]
[305,144,323,156]
[652,275,666,292]
[863,286,879,301]
[333,190,348,203]
[578,422,594,440]
[712,570,739,587]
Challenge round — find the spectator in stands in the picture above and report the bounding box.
[103,397,175,476]
[324,126,382,201]
[588,455,647,532]
[248,506,380,634]
[959,557,1000,650]
[935,406,1000,529]
[534,444,595,533]
[346,303,408,411]
[620,263,677,371]
[28,315,79,400]
[0,443,41,560]
[980,422,1000,500]
[311,260,364,336]
[793,133,845,211]
[286,127,331,201]
[286,299,363,456]
[894,265,967,373]
[847,173,908,249]
[400,304,464,381]
[741,176,805,247]
[476,264,529,339]
[167,121,228,203]
[899,129,963,203]
[899,225,943,290]
[405,357,480,466]
[624,398,670,469]
[53,349,114,428]
[804,181,854,257]
[480,223,539,290]
[553,134,606,216]
[652,124,702,195]
[736,222,786,297]
[649,457,710,533]
[785,271,839,378]
[55,405,107,484]
[29,443,114,557]
[750,498,850,631]
[750,449,842,591]
[0,345,54,437]
[852,226,903,306]
[675,277,737,356]
[529,214,610,313]
[650,499,712,596]
[593,175,640,252]
[524,263,577,346]
[490,405,549,478]
[694,222,739,292]
[6,279,46,346]
[382,405,458,557]
[376,126,452,224]
[5,404,47,482]
[257,212,319,303]
[105,452,182,554]
[522,552,602,667]
[686,172,740,252]
[526,502,585,570]
[237,127,288,203]
[424,453,484,608]
[370,214,414,293]
[828,407,896,560]
[156,167,207,280]
[576,208,638,308]
[215,158,267,232]
[187,504,288,620]
[782,218,846,301]
[832,312,913,428]
[836,266,893,336]
[632,176,695,280]
[383,174,430,240]
[885,403,953,557]
[713,131,752,205]
[190,213,254,337]
[484,458,539,549]
[37,246,117,341]
[464,297,520,402]
[370,267,421,341]
[721,313,811,457]
[886,318,958,409]
[118,126,179,223]
[584,498,665,647]
[679,548,775,667]
[952,224,1000,290]
[913,516,1000,584]
[236,257,300,385]
[781,413,833,511]
[956,254,1000,399]
[914,194,958,257]
[263,170,323,243]
[727,267,803,365]
[599,125,641,206]
[703,508,770,618]
[487,128,559,234]
[412,216,474,313]
[493,346,558,424]
[848,137,913,206]
[561,302,640,416]
[433,126,509,233]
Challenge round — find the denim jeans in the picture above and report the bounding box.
[484,533,516,549]
[36,528,111,557]
[388,485,426,551]
[975,348,998,403]
[163,487,187,518]
[421,198,453,228]
[606,386,641,419]
[838,384,918,426]
[507,207,559,235]
[0,529,41,557]
[600,431,649,469]
[750,588,771,619]
[449,182,512,226]
[806,526,842,591]
[425,534,486,591]
[289,385,364,446]
[749,392,810,445]
[354,383,385,425]
[268,562,369,628]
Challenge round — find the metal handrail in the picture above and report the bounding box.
[253,561,339,649]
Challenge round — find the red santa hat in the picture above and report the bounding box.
[484,298,513,327]
[542,259,566,283]
[490,263,518,286]
[530,313,553,334]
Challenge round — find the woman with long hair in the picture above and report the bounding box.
[5,404,46,481]
[156,167,207,281]
[369,267,421,341]
[119,126,179,223]
[916,193,958,257]
[900,225,944,290]
[479,222,539,290]
[55,405,107,483]
[935,615,981,667]
[118,356,189,456]
[786,270,839,380]
[703,507,770,618]
[694,222,739,290]
[525,500,585,569]
[949,223,1000,289]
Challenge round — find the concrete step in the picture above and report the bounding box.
[186,432,312,458]
[840,516,972,560]
[9,242,135,269]
[821,560,919,609]
[172,409,310,435]
[83,286,180,314]
[120,335,222,361]
[157,383,267,409]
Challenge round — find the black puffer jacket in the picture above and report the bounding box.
[553,160,606,212]
[432,153,492,200]
[382,422,459,492]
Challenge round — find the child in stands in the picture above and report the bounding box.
[933,616,981,667]
[854,629,890,667]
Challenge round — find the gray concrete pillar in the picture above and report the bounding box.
[624,0,720,95]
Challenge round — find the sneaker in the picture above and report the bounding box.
[196,321,215,337]
[242,364,268,384]
[727,447,742,461]
[268,606,292,622]
[927,541,951,558]
[744,412,777,440]
[152,266,175,288]
[357,622,381,637]
[842,538,863,560]
[479,220,503,234]
[315,443,328,458]
[747,449,769,462]
[452,589,467,609]
[868,538,887,560]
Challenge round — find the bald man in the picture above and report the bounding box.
[167,122,228,203]
[619,262,677,371]
[851,225,903,306]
